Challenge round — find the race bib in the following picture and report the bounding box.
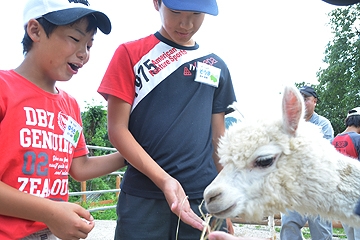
[63,116,82,147]
[195,61,221,88]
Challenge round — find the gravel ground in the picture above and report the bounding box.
[84,220,116,240]
[84,220,346,239]
[233,223,345,239]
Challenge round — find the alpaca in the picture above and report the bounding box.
[204,85,360,228]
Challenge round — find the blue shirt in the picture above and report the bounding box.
[309,112,334,141]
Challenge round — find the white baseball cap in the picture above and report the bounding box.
[346,107,360,119]
[23,0,111,34]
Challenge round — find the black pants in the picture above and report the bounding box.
[114,192,227,240]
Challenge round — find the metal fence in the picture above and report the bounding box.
[69,145,123,212]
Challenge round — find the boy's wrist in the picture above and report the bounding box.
[153,172,173,191]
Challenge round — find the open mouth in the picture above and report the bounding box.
[69,63,80,71]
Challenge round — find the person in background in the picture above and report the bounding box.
[0,0,125,239]
[332,107,360,240]
[280,85,334,240]
[97,0,237,239]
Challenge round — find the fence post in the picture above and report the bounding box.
[81,181,87,203]
[116,175,121,198]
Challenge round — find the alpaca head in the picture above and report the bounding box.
[204,85,342,221]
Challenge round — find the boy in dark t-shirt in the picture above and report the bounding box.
[98,0,236,239]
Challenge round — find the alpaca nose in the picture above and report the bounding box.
[205,189,220,204]
[204,186,222,209]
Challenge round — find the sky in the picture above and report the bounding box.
[0,0,341,119]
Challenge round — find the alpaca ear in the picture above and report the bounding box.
[282,86,303,136]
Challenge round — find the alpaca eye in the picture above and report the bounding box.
[254,156,275,168]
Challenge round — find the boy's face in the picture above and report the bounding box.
[154,0,205,46]
[33,18,95,83]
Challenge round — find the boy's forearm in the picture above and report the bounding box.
[70,152,126,181]
[212,132,223,171]
[212,113,226,172]
[0,181,56,222]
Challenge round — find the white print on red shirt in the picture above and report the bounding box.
[17,106,74,198]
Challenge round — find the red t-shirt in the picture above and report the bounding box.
[0,70,88,239]
[332,132,359,159]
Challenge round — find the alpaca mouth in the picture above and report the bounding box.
[211,204,237,218]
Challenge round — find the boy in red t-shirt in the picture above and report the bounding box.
[332,107,360,240]
[0,0,124,239]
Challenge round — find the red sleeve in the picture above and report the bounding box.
[98,44,136,104]
[98,34,160,105]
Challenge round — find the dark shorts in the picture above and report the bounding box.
[114,192,227,240]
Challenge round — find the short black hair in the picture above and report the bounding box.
[21,14,98,55]
[345,115,360,128]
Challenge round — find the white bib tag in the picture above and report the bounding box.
[63,116,82,147]
[195,62,221,88]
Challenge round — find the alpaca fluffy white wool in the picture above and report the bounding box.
[204,86,360,227]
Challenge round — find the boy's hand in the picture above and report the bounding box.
[45,201,95,239]
[163,178,205,231]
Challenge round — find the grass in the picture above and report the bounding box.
[235,224,347,239]
[302,227,347,239]
[91,208,117,220]
[75,199,118,220]
[333,228,348,239]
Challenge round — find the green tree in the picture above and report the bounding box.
[69,102,122,203]
[81,101,112,155]
[308,5,360,135]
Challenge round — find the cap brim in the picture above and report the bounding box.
[162,0,218,16]
[300,91,321,102]
[322,0,360,5]
[300,91,312,97]
[43,8,111,34]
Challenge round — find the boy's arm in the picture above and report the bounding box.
[212,112,226,172]
[69,151,126,182]
[107,95,204,231]
[0,181,94,239]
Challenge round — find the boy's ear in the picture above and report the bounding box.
[26,19,42,42]
[153,0,160,11]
